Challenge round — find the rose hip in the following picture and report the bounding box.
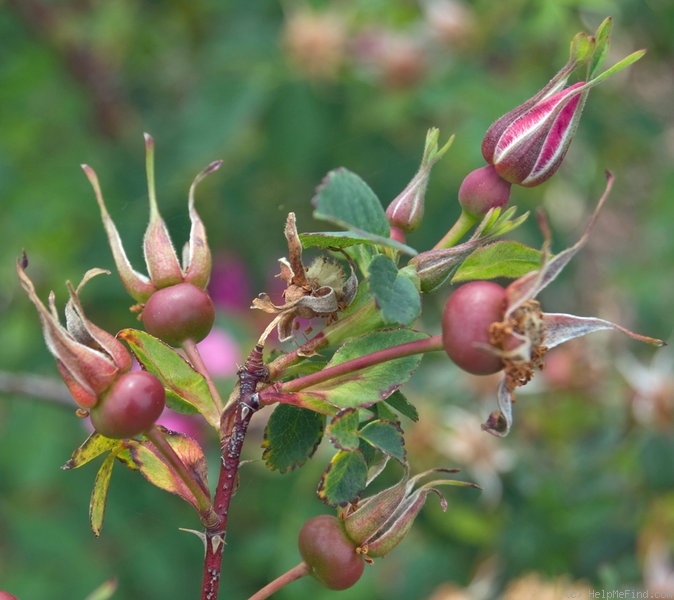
[298,515,365,590]
[90,371,166,439]
[142,282,215,346]
[442,281,506,375]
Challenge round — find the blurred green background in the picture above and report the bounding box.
[1,0,673,598]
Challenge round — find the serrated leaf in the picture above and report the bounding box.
[452,241,541,283]
[62,432,123,470]
[384,390,419,422]
[368,256,421,325]
[118,329,219,430]
[90,452,117,536]
[300,231,417,256]
[317,449,368,506]
[372,400,398,423]
[301,329,427,408]
[313,168,390,236]
[125,429,210,510]
[326,408,361,451]
[359,420,406,464]
[262,404,325,473]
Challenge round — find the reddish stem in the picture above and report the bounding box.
[276,334,443,394]
[248,562,311,600]
[200,346,267,600]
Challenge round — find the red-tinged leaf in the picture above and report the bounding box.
[326,408,360,451]
[125,428,210,510]
[317,449,368,506]
[90,452,117,536]
[62,432,124,470]
[359,419,406,464]
[118,328,220,430]
[301,329,427,409]
[262,404,326,473]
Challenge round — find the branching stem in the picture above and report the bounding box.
[272,334,444,394]
[200,345,268,600]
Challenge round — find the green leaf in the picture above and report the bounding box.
[359,420,406,464]
[326,408,361,451]
[452,240,541,282]
[62,432,123,470]
[118,328,219,430]
[89,452,117,537]
[589,17,612,79]
[384,390,419,422]
[125,429,210,510]
[317,449,368,506]
[312,168,390,237]
[368,256,421,326]
[586,49,646,87]
[300,230,418,256]
[302,328,427,408]
[262,404,326,473]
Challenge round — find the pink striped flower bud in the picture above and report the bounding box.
[482,80,588,187]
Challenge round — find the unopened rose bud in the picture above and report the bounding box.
[482,81,587,187]
[386,129,454,233]
[480,18,645,188]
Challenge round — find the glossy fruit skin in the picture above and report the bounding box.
[442,281,506,375]
[0,592,20,600]
[298,515,365,591]
[142,283,215,346]
[90,371,166,438]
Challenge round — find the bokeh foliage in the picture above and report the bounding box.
[1,1,673,598]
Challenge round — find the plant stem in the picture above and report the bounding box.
[200,345,268,600]
[182,338,224,414]
[268,334,444,396]
[248,562,311,600]
[433,209,477,249]
[265,298,383,382]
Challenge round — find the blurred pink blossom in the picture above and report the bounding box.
[196,326,241,378]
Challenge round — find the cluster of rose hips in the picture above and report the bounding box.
[93,282,215,438]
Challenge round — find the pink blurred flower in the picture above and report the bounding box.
[196,326,241,378]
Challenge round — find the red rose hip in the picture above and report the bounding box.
[90,371,166,438]
[442,281,506,375]
[298,515,365,590]
[142,282,215,346]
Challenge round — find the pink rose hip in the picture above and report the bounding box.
[442,281,506,375]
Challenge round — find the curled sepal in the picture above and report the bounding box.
[142,133,184,288]
[252,212,358,342]
[17,260,132,408]
[542,313,666,350]
[81,164,156,303]
[182,160,223,289]
[83,134,220,303]
[343,468,479,558]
